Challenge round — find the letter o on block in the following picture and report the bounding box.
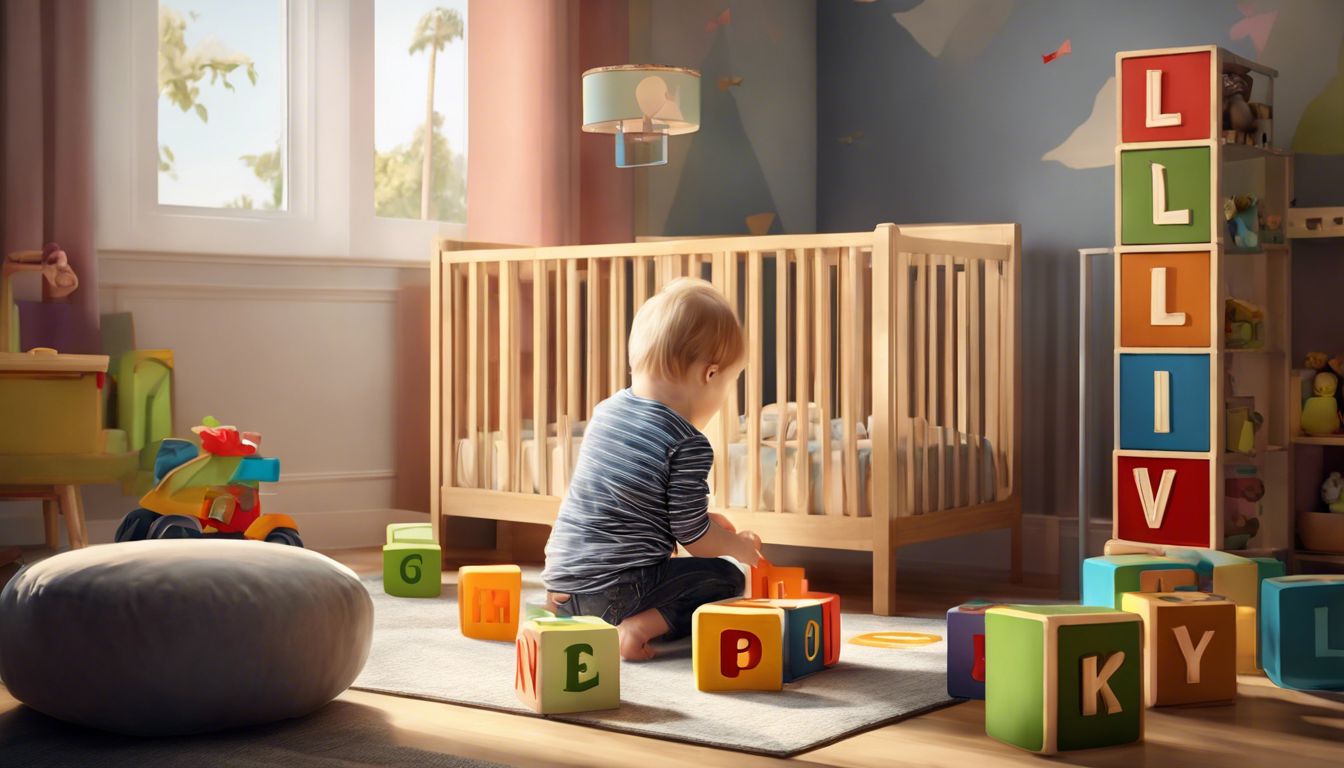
[692,604,784,692]
[985,605,1142,754]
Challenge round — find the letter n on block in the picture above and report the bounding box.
[1115,455,1211,547]
[986,606,1141,754]
[1121,592,1236,706]
[692,604,784,692]
[458,565,522,641]
[514,616,619,714]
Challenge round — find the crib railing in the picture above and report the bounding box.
[431,224,1018,527]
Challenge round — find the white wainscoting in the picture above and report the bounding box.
[0,250,430,551]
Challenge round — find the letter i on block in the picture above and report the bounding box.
[1121,592,1236,706]
[1260,575,1344,691]
[514,616,620,714]
[457,565,522,641]
[692,603,785,692]
[382,523,441,598]
[985,606,1142,754]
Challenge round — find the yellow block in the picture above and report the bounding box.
[1236,605,1260,675]
[457,565,522,641]
[692,604,784,692]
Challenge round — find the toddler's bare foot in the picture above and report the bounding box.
[616,608,669,661]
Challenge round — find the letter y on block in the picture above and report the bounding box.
[1133,468,1176,529]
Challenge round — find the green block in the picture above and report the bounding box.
[383,542,442,597]
[515,616,620,714]
[386,522,436,545]
[1120,147,1211,245]
[986,605,1142,754]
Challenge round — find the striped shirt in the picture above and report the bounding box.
[542,388,713,593]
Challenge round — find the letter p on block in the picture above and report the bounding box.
[693,604,784,692]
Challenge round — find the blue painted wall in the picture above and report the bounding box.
[818,0,1344,522]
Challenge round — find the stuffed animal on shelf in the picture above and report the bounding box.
[1302,352,1344,423]
[1224,195,1259,249]
[1321,472,1344,513]
[1302,371,1343,436]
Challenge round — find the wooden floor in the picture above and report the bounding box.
[3,546,1343,767]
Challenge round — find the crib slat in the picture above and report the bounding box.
[710,251,731,508]
[501,261,519,492]
[608,256,621,396]
[747,250,763,512]
[563,260,580,494]
[896,247,913,514]
[774,251,788,514]
[616,257,628,390]
[466,263,481,488]
[913,248,927,515]
[532,260,550,496]
[968,258,983,505]
[941,253,954,513]
[985,260,1002,497]
[794,249,811,515]
[956,264,969,506]
[815,251,834,516]
[635,256,651,309]
[586,258,599,419]
[840,247,860,518]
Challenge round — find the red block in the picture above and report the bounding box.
[1116,455,1211,547]
[805,591,842,666]
[1120,51,1212,143]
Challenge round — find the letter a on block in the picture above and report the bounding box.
[1317,607,1344,658]
[1151,164,1192,225]
[721,629,763,678]
[1173,625,1214,684]
[1146,69,1182,127]
[1133,468,1176,528]
[564,643,599,692]
[1081,652,1126,716]
[1150,268,1187,327]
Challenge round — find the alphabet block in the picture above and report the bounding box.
[386,522,435,545]
[1260,575,1344,691]
[1165,548,1258,607]
[458,565,522,641]
[749,562,808,599]
[692,604,785,691]
[725,598,830,681]
[1239,557,1286,673]
[383,542,441,598]
[514,616,620,714]
[1118,251,1211,348]
[947,601,993,699]
[804,591,842,666]
[1121,591,1236,706]
[985,605,1142,754]
[1120,51,1212,142]
[1082,554,1196,609]
[1118,354,1210,451]
[1119,148,1210,245]
[1114,456,1211,546]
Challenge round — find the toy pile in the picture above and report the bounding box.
[115,417,300,546]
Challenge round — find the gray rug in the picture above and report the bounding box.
[353,573,957,756]
[0,698,504,768]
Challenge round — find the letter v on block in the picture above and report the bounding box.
[1133,468,1176,529]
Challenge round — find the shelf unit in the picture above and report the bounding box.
[1111,45,1292,557]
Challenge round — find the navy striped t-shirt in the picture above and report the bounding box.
[542,388,714,593]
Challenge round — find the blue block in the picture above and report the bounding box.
[1082,555,1195,609]
[946,602,989,699]
[1119,353,1210,451]
[1261,576,1344,690]
[783,602,827,682]
[232,456,281,483]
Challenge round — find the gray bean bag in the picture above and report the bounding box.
[0,539,374,736]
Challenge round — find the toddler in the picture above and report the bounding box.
[542,278,761,660]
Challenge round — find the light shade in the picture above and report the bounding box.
[582,65,700,168]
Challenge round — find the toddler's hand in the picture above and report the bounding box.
[737,530,762,566]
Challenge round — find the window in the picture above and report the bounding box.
[374,1,468,223]
[157,0,288,211]
[95,0,470,259]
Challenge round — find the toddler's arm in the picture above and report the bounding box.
[685,518,761,565]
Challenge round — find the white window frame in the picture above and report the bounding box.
[93,0,467,261]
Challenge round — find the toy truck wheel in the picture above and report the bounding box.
[265,527,303,547]
[148,514,203,540]
[114,508,160,542]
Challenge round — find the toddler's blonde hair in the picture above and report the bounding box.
[628,277,745,380]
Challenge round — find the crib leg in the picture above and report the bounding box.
[1009,518,1023,584]
[873,551,897,616]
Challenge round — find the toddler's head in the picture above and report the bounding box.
[628,278,745,427]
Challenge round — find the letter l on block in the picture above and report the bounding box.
[1133,468,1176,528]
[1150,268,1187,326]
[1151,164,1191,226]
[1146,69,1182,127]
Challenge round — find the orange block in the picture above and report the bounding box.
[458,565,522,641]
[1118,251,1211,348]
[750,562,808,599]
[1122,591,1236,707]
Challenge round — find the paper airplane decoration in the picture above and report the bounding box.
[1230,4,1277,58]
[1042,38,1072,64]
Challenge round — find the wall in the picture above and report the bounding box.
[631,0,817,237]
[0,253,428,550]
[818,0,1344,556]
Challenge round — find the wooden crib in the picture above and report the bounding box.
[430,223,1021,615]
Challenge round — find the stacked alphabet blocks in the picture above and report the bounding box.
[514,615,620,713]
[692,594,839,692]
[1260,575,1344,691]
[1081,554,1196,609]
[985,605,1142,755]
[1121,591,1236,706]
[458,565,522,641]
[383,523,441,598]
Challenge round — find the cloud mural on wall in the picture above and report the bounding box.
[1042,76,1117,169]
[891,0,1014,62]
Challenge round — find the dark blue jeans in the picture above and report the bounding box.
[555,557,745,640]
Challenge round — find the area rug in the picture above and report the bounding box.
[353,574,957,757]
[0,697,505,768]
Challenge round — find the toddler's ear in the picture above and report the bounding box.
[704,363,720,383]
